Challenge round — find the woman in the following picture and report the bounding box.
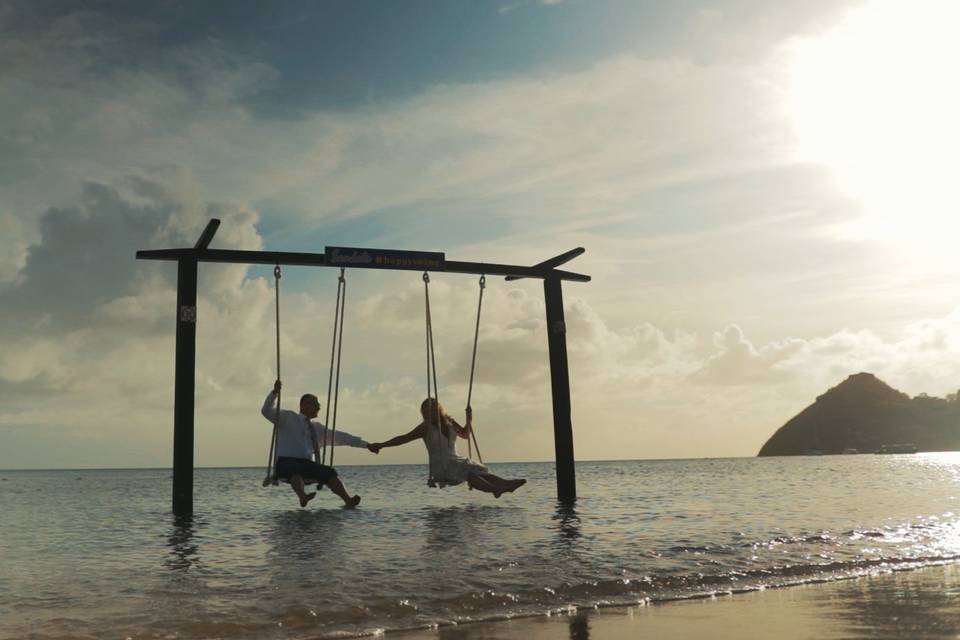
[367,398,526,497]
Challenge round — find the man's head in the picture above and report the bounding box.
[300,394,320,419]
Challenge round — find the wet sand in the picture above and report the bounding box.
[394,563,960,639]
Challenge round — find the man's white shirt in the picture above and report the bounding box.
[262,390,367,460]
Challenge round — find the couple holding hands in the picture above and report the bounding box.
[262,382,526,508]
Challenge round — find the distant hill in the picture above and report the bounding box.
[758,372,960,456]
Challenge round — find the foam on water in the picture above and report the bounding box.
[3,454,960,638]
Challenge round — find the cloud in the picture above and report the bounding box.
[693,324,804,386]
[1,5,818,245]
[0,212,29,285]
[4,166,960,468]
[0,6,274,265]
[0,172,260,330]
[689,315,960,405]
[3,0,957,469]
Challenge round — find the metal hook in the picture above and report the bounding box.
[479,275,486,288]
[273,265,282,279]
[423,272,430,283]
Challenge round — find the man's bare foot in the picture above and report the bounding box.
[344,495,361,508]
[299,492,316,508]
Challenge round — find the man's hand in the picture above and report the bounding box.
[465,406,473,424]
[273,379,282,394]
[367,443,382,454]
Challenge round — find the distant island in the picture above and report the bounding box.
[758,372,960,456]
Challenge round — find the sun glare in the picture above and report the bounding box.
[787,0,960,246]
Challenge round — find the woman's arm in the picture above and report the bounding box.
[367,423,426,454]
[448,406,473,439]
[447,417,470,439]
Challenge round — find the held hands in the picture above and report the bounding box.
[367,443,382,454]
[273,379,282,394]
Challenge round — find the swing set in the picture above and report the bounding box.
[136,219,590,517]
[263,264,485,489]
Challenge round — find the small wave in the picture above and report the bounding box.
[309,555,960,639]
[293,557,960,639]
[744,523,939,550]
[667,544,725,553]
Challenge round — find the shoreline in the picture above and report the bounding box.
[391,562,960,639]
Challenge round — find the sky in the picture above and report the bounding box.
[3,0,960,469]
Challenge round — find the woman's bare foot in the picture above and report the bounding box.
[299,492,317,508]
[505,479,526,493]
[344,495,361,508]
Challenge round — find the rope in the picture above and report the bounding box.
[263,265,282,486]
[322,268,347,466]
[423,273,441,419]
[424,273,432,407]
[423,272,442,485]
[329,268,347,467]
[465,275,485,464]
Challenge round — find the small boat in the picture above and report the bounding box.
[875,443,918,454]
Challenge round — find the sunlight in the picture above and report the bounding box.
[787,0,960,247]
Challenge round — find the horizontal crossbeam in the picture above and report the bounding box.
[138,218,589,282]
[136,247,591,282]
[505,247,586,282]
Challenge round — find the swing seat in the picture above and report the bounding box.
[265,474,326,489]
[428,476,464,488]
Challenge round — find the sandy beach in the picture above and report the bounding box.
[393,563,960,640]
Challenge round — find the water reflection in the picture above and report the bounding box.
[429,611,592,639]
[817,566,960,637]
[552,501,582,547]
[421,506,496,555]
[266,509,346,565]
[568,613,591,639]
[165,515,199,571]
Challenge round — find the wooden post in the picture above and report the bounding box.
[171,220,219,518]
[544,276,576,502]
[172,255,198,518]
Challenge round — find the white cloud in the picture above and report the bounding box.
[1,12,806,246]
[694,324,804,386]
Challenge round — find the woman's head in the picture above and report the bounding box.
[420,397,447,424]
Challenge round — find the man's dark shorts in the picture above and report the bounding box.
[276,457,338,484]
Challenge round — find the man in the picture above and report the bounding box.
[262,380,366,508]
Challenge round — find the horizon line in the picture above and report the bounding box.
[0,454,770,473]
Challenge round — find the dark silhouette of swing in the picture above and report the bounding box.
[262,265,347,491]
[422,272,486,487]
[135,219,589,517]
[263,266,488,491]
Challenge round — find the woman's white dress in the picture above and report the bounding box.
[422,421,487,487]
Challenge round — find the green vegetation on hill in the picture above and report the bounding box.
[758,373,960,456]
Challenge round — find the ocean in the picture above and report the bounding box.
[3,455,960,639]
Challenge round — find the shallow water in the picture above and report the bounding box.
[3,454,960,639]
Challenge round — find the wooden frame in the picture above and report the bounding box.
[137,219,590,516]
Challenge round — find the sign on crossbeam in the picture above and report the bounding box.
[325,246,445,271]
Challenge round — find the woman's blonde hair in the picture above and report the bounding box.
[421,398,452,438]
